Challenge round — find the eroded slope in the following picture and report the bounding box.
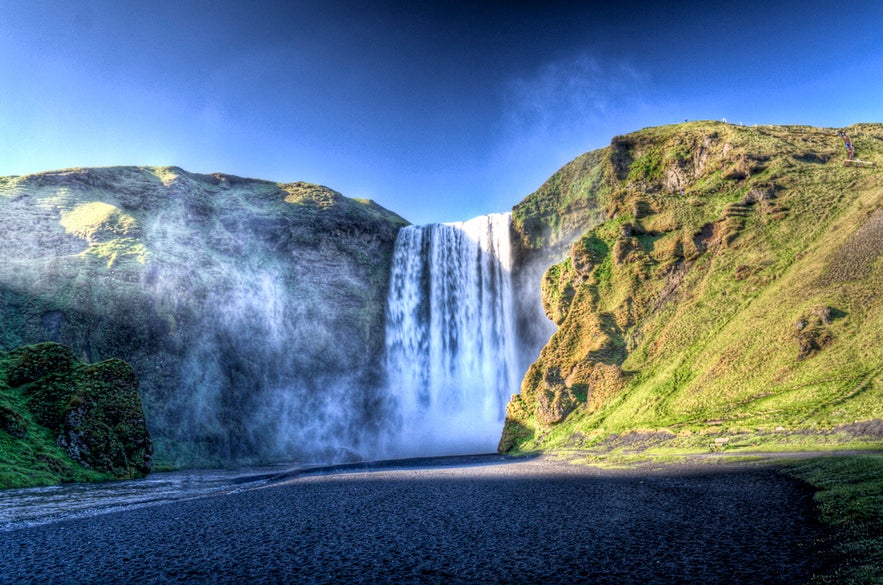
[502,122,883,453]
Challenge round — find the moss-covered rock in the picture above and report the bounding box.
[0,342,152,487]
[7,342,77,387]
[0,406,27,438]
[57,358,153,476]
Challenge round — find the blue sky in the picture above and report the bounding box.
[2,1,881,224]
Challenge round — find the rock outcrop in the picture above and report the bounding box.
[0,342,152,487]
[0,167,408,466]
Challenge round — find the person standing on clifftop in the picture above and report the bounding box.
[838,130,855,165]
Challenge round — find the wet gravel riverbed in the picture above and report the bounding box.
[0,456,833,584]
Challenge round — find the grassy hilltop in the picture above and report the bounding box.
[501,121,883,456]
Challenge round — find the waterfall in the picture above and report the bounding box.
[383,212,518,457]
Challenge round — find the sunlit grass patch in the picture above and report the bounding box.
[780,455,883,584]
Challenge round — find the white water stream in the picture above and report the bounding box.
[383,213,519,456]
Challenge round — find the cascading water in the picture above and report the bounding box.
[383,212,519,457]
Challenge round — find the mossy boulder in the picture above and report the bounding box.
[0,342,152,486]
[7,342,77,387]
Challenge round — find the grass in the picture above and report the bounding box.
[0,380,114,488]
[503,121,883,457]
[0,423,113,488]
[780,455,883,584]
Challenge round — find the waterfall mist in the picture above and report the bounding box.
[138,177,397,465]
[1,167,546,466]
[383,213,519,457]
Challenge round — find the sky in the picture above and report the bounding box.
[2,1,882,225]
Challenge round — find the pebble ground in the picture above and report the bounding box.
[0,457,833,584]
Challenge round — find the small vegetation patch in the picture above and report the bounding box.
[780,455,883,584]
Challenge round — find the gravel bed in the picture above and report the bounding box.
[0,457,833,584]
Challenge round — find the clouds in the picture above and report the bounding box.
[480,54,651,211]
[503,53,647,142]
[2,2,882,224]
[503,54,647,143]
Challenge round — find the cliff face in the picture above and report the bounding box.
[4,124,879,467]
[0,342,152,487]
[0,167,407,465]
[501,122,883,452]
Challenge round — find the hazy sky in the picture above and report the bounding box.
[2,1,881,224]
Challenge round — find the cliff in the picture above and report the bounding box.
[0,342,152,487]
[501,122,883,453]
[0,167,408,466]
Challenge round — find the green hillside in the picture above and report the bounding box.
[501,121,883,455]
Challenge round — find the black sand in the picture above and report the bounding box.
[0,457,833,584]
